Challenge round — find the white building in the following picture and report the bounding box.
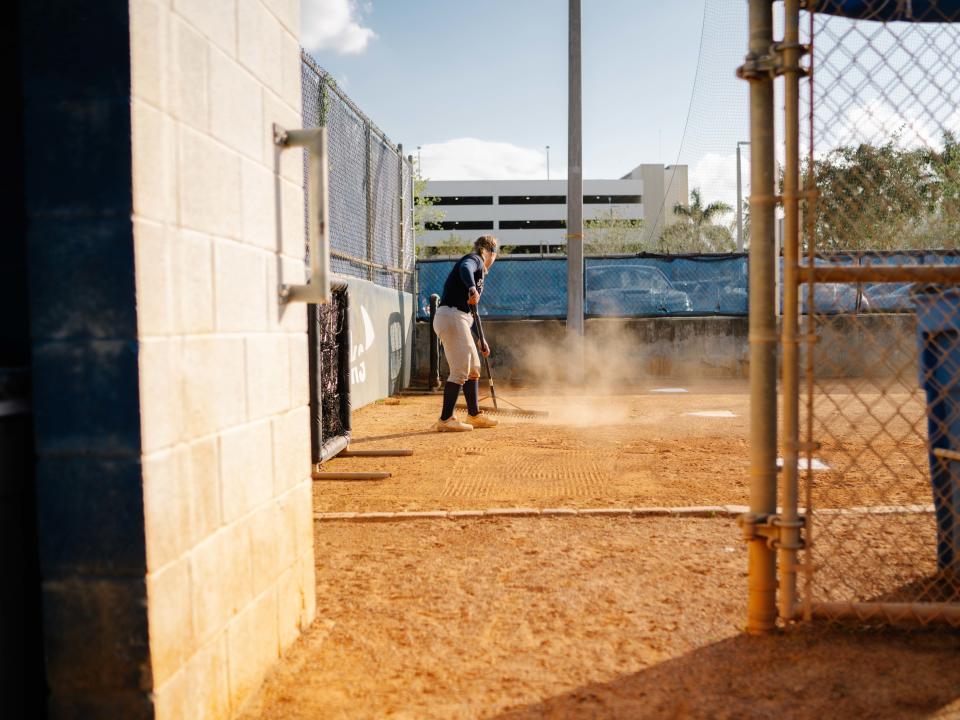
[420,163,688,252]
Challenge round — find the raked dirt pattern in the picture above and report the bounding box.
[242,517,960,719]
[312,380,931,513]
[240,381,958,718]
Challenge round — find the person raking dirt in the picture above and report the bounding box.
[432,235,500,432]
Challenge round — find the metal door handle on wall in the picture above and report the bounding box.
[274,123,331,304]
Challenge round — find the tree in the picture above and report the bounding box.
[801,132,960,252]
[413,164,446,258]
[583,208,646,255]
[661,188,735,253]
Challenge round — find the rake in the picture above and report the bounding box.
[455,306,549,420]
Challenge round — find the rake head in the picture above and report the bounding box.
[455,403,550,420]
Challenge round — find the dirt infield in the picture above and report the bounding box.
[313,380,932,513]
[238,381,959,718]
[242,517,960,719]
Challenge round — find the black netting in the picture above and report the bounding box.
[309,287,350,463]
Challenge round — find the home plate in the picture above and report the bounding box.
[651,387,688,393]
[777,457,831,471]
[686,410,737,418]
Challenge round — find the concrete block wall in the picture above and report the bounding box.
[21,1,153,715]
[129,0,315,717]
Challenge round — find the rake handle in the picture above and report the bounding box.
[470,306,498,410]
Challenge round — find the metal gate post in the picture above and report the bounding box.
[739,0,779,634]
[365,125,375,282]
[429,293,441,390]
[779,0,804,622]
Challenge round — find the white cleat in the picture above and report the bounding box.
[464,412,498,429]
[434,417,473,432]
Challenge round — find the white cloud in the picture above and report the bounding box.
[823,97,960,154]
[301,0,376,55]
[419,138,549,180]
[689,151,745,211]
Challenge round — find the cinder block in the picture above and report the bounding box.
[245,334,291,420]
[143,446,192,571]
[280,177,306,259]
[178,125,241,240]
[130,0,169,107]
[23,96,132,218]
[173,0,237,56]
[246,502,280,596]
[188,436,222,542]
[219,420,274,523]
[267,257,307,334]
[239,0,283,90]
[36,457,146,578]
[225,587,279,710]
[262,91,302,186]
[139,338,183,454]
[274,490,298,571]
[272,406,310,494]
[132,99,177,223]
[280,30,302,113]
[262,0,300,36]
[181,336,246,437]
[153,637,232,720]
[173,230,215,334]
[190,523,253,643]
[147,556,195,686]
[133,219,174,337]
[43,577,151,691]
[240,158,279,252]
[291,480,314,558]
[210,47,264,162]
[28,218,138,342]
[214,240,268,333]
[20,1,131,101]
[32,340,141,457]
[170,15,210,131]
[288,334,309,408]
[298,549,317,628]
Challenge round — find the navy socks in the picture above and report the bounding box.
[463,378,480,416]
[440,381,461,421]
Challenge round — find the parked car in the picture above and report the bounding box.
[861,283,914,312]
[586,265,692,316]
[799,283,872,314]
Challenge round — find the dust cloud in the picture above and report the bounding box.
[504,321,653,427]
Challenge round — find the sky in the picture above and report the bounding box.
[301,0,753,207]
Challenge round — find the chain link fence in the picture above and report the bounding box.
[416,253,749,320]
[794,1,960,626]
[301,51,414,293]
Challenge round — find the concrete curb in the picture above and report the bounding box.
[314,503,937,523]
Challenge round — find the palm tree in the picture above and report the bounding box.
[670,188,734,252]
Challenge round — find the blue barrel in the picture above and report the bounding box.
[913,285,960,572]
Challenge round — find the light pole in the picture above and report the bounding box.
[736,140,750,251]
[567,0,584,345]
[546,145,551,180]
[417,145,421,173]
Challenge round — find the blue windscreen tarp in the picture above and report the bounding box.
[812,1,960,22]
[416,255,749,320]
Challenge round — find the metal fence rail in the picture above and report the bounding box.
[301,51,414,293]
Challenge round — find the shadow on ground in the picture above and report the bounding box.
[492,626,960,720]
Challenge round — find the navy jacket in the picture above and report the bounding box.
[439,253,485,313]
